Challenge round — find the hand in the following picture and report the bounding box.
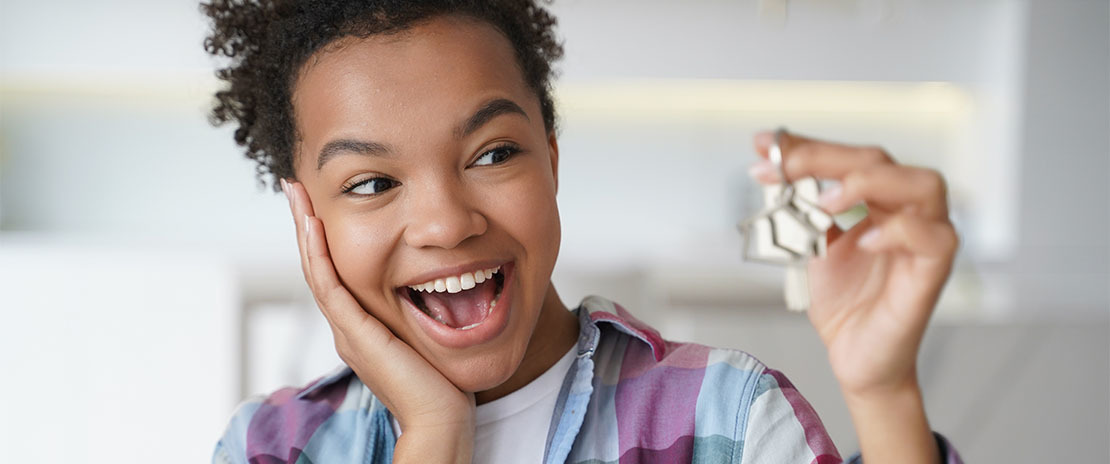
[282,179,474,463]
[750,131,958,396]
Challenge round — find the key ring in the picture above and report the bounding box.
[768,127,794,205]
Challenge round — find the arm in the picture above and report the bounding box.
[843,378,939,464]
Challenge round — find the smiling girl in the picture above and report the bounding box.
[204,1,963,463]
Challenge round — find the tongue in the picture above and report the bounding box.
[421,278,497,328]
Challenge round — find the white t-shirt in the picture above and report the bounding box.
[391,346,577,463]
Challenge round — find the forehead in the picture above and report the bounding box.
[291,15,535,151]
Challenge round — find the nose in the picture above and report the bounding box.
[402,178,488,250]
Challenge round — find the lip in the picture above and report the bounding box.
[398,261,515,349]
[399,259,510,288]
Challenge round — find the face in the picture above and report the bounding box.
[291,16,564,392]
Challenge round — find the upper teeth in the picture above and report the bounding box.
[409,266,500,294]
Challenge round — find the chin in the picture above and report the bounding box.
[438,352,520,393]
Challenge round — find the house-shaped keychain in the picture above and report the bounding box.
[738,129,834,310]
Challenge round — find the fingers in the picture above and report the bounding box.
[281,178,316,287]
[281,179,386,343]
[304,214,402,354]
[753,130,893,182]
[303,215,385,341]
[820,165,949,221]
[857,213,959,260]
[749,129,951,223]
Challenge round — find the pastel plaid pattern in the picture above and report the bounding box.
[214,296,962,463]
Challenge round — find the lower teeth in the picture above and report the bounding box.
[457,299,496,331]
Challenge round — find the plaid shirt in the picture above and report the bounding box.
[215,296,962,463]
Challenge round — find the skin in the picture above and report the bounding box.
[279,14,957,464]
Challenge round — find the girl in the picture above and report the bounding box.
[204,1,962,463]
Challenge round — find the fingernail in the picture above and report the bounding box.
[286,181,297,208]
[818,185,842,209]
[857,227,881,249]
[281,179,293,205]
[304,215,312,236]
[754,131,774,148]
[748,161,778,180]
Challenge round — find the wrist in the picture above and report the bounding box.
[841,371,922,407]
[394,421,474,464]
[842,376,940,464]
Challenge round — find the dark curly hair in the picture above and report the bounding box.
[201,0,563,191]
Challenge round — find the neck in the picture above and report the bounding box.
[475,284,578,404]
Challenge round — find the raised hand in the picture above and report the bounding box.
[282,179,475,464]
[750,131,956,463]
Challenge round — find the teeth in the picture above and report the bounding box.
[445,276,462,293]
[409,266,500,294]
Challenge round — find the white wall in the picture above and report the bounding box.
[0,239,239,462]
[1010,0,1110,318]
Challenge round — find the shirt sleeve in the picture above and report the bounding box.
[212,441,240,464]
[844,433,965,464]
[210,397,260,464]
[739,368,841,464]
[741,368,964,464]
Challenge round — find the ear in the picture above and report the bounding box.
[547,131,560,193]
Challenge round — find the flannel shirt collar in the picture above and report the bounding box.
[294,295,664,400]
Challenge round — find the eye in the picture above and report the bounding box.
[342,177,399,196]
[472,143,522,167]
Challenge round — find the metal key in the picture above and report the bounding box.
[738,128,833,311]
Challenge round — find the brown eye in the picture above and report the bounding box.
[345,177,399,196]
[472,143,522,167]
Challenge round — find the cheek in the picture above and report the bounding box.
[323,216,396,306]
[527,192,560,252]
[503,171,561,262]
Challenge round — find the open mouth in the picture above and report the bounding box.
[400,265,506,330]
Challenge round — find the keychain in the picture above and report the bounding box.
[738,128,834,311]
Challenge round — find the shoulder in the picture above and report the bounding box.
[582,295,769,392]
[577,296,843,463]
[738,368,841,463]
[579,296,777,461]
[213,365,396,464]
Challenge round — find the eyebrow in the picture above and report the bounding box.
[317,139,393,171]
[455,98,530,139]
[315,98,530,171]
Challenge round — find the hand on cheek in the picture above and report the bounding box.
[282,179,476,464]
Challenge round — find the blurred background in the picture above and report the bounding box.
[1,0,1107,462]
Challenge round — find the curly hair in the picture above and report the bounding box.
[201,0,563,191]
